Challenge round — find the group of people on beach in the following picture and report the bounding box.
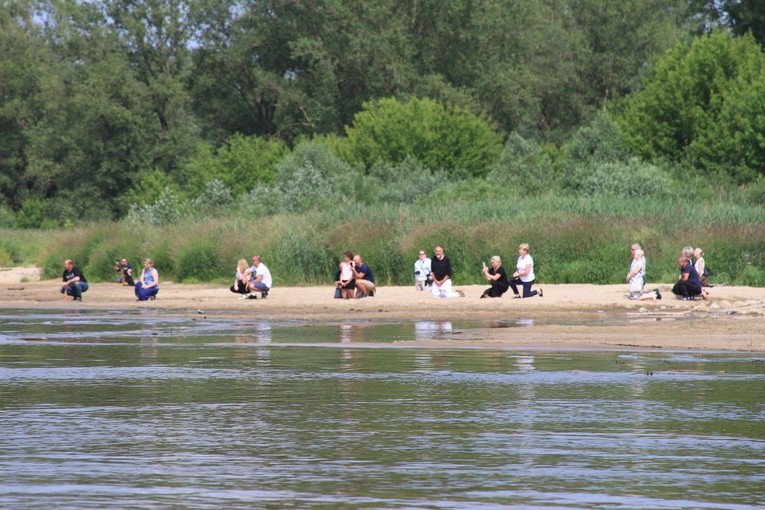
[62,257,159,302]
[627,244,712,301]
[60,241,711,303]
[413,244,542,300]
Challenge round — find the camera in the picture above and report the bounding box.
[414,270,421,275]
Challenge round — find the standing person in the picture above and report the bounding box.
[338,252,356,299]
[627,248,661,300]
[480,255,509,298]
[120,258,135,287]
[351,254,376,298]
[672,256,703,301]
[230,258,250,297]
[60,259,88,301]
[413,249,432,291]
[509,243,542,298]
[245,256,272,299]
[135,258,159,301]
[429,246,464,298]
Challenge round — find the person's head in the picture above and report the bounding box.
[434,246,444,259]
[694,247,703,258]
[491,255,501,268]
[631,243,641,254]
[634,248,644,260]
[679,256,689,267]
[418,249,427,259]
[518,243,529,255]
[144,258,153,268]
[121,258,128,266]
[344,251,354,263]
[237,258,248,272]
[252,256,262,267]
[682,246,694,259]
[64,259,74,271]
[353,255,362,266]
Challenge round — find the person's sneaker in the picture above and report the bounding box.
[538,288,543,298]
[238,294,249,300]
[247,294,258,299]
[683,296,694,301]
[75,297,82,302]
[655,289,662,300]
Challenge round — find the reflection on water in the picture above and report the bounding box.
[0,309,763,509]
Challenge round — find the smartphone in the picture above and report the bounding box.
[482,261,487,269]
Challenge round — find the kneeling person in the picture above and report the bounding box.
[61,259,88,301]
[351,255,375,298]
[246,256,272,299]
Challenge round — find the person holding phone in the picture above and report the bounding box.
[480,255,510,298]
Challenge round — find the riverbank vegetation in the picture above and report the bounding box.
[2,1,764,286]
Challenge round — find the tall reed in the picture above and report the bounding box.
[11,196,764,287]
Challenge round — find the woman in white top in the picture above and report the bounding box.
[694,247,711,298]
[230,258,250,295]
[413,249,432,291]
[509,243,542,298]
[338,251,356,299]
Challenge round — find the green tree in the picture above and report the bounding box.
[616,30,765,181]
[340,97,502,179]
[183,135,289,196]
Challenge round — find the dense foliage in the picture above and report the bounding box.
[1,2,764,288]
[3,0,758,226]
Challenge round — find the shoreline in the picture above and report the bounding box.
[1,268,764,352]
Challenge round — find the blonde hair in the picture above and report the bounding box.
[519,243,529,252]
[491,255,501,265]
[237,258,248,273]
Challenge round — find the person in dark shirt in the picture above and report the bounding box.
[120,258,135,286]
[429,246,464,298]
[60,259,89,302]
[480,255,509,298]
[671,256,702,300]
[351,255,376,298]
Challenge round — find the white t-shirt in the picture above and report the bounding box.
[516,254,535,282]
[255,263,273,288]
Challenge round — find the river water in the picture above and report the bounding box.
[0,310,763,509]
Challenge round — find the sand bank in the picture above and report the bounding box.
[1,267,763,352]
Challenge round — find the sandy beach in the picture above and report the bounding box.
[1,267,764,352]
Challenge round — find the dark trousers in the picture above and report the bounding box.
[672,280,701,298]
[483,280,509,298]
[230,278,249,294]
[509,277,538,298]
[122,270,135,287]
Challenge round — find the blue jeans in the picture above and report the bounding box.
[249,282,270,293]
[135,283,159,301]
[509,278,538,298]
[61,281,89,300]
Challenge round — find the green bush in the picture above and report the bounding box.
[562,159,677,199]
[489,133,560,195]
[183,135,289,195]
[175,241,227,283]
[246,141,360,214]
[616,31,765,182]
[339,97,502,179]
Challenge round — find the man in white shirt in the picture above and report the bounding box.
[245,256,272,299]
